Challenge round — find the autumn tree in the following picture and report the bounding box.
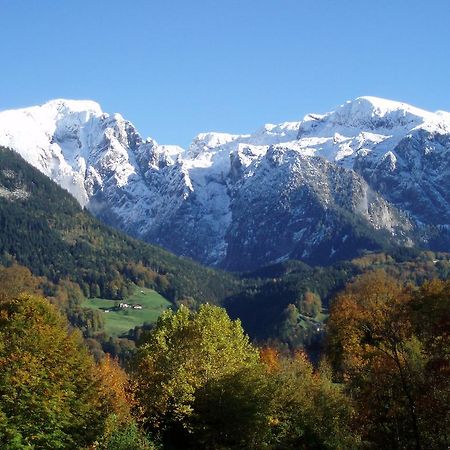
[0,292,112,448]
[327,271,449,449]
[261,351,358,450]
[133,304,264,448]
[297,290,322,317]
[0,263,42,300]
[96,355,153,450]
[409,279,450,448]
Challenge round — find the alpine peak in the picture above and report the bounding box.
[0,96,448,269]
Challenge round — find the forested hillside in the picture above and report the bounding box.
[0,147,239,304]
[1,274,448,449]
[226,251,450,352]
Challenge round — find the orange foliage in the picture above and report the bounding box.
[327,270,412,377]
[96,354,135,423]
[260,347,280,373]
[0,263,43,300]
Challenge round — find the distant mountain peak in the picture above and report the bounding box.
[1,96,449,270]
[321,95,438,131]
[42,98,104,115]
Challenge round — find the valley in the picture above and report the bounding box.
[1,1,449,447]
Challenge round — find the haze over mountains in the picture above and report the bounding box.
[1,96,449,270]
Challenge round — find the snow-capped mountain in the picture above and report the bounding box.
[0,96,448,270]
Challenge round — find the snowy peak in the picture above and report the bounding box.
[250,121,301,145]
[293,96,450,168]
[1,96,449,270]
[299,95,446,135]
[0,99,137,205]
[41,98,103,116]
[188,132,245,157]
[336,96,433,126]
[0,98,104,146]
[187,121,301,159]
[348,96,426,123]
[7,99,104,133]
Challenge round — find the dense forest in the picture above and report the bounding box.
[227,251,450,351]
[0,272,448,449]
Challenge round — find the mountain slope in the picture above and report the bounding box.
[0,147,238,302]
[1,96,449,270]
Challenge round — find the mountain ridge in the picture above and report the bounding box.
[1,96,449,269]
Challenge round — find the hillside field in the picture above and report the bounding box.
[83,287,171,336]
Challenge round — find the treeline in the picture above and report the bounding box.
[0,272,448,449]
[1,247,448,366]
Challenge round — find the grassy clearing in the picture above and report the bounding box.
[82,287,171,337]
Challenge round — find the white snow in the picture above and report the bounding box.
[1,95,449,264]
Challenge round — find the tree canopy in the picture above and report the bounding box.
[133,304,357,449]
[327,271,449,450]
[0,293,109,448]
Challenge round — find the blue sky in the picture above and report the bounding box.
[1,0,450,147]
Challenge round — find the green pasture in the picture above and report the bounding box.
[83,287,171,337]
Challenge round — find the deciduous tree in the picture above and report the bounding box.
[133,304,262,448]
[0,293,109,448]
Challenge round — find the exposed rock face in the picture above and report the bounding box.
[222,148,412,270]
[1,96,448,270]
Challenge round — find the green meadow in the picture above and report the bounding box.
[83,287,171,337]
